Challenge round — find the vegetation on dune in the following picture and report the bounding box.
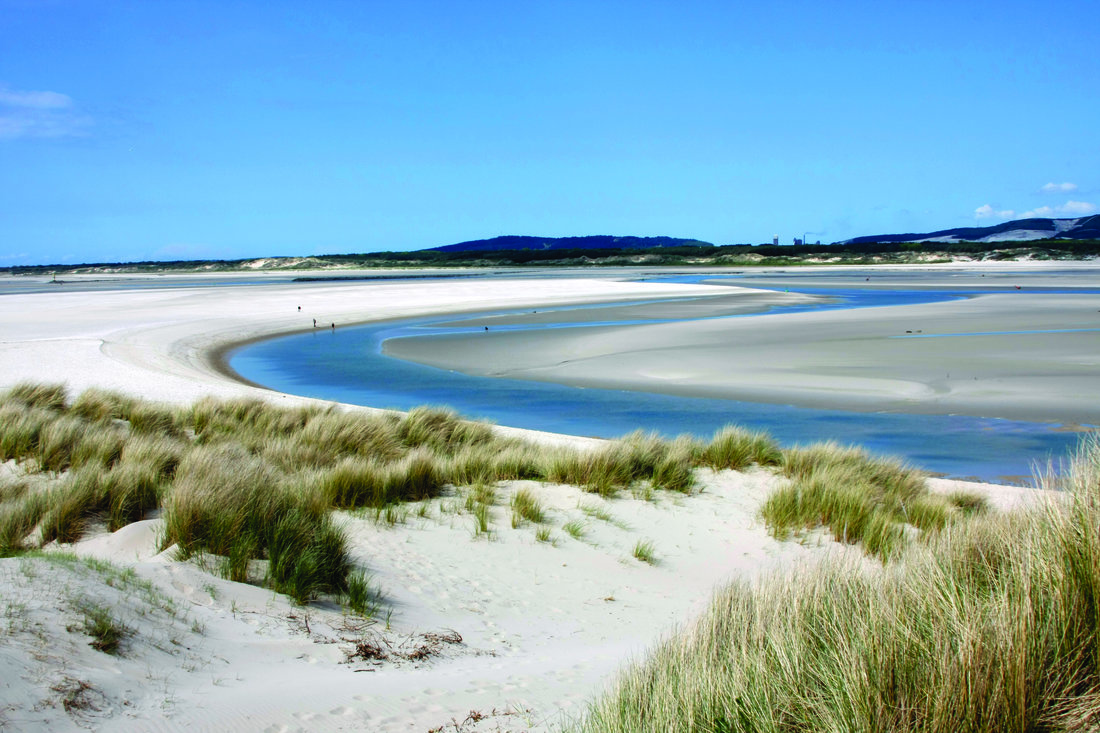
[8,237,1100,274]
[0,384,793,602]
[8,382,1094,731]
[0,383,966,561]
[763,443,983,559]
[574,435,1100,733]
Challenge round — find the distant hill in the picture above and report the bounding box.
[843,215,1100,245]
[426,235,714,253]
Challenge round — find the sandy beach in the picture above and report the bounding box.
[0,265,1074,731]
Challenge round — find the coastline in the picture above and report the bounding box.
[383,276,1100,426]
[0,265,1078,731]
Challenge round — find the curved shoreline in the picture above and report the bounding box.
[380,288,1100,426]
[6,265,1097,427]
[0,271,742,445]
[0,265,1080,732]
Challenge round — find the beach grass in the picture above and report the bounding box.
[562,520,586,541]
[510,487,546,527]
[762,442,970,559]
[631,539,657,565]
[6,382,69,412]
[572,435,1100,733]
[79,603,129,655]
[700,425,782,471]
[160,443,350,602]
[0,383,1002,612]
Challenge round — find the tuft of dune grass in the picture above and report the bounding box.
[396,406,494,453]
[510,487,546,527]
[161,444,349,602]
[574,435,1100,733]
[762,442,965,559]
[701,424,782,470]
[6,382,69,412]
[544,431,702,495]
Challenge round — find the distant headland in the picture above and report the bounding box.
[5,217,1099,274]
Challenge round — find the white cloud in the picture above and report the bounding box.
[1058,200,1096,215]
[1021,200,1096,218]
[0,87,72,109]
[1041,182,1078,193]
[975,204,1015,220]
[0,84,90,140]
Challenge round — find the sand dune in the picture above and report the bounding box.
[0,266,1068,731]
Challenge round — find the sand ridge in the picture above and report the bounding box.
[0,265,1072,730]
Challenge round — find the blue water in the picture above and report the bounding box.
[228,286,1090,483]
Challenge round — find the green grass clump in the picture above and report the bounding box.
[6,382,68,412]
[295,408,402,463]
[631,539,657,565]
[562,520,586,541]
[471,501,492,537]
[0,403,52,463]
[161,444,349,602]
[0,492,48,556]
[510,487,546,527]
[397,406,494,454]
[38,469,104,544]
[700,425,782,470]
[464,482,496,537]
[762,443,967,559]
[544,431,701,495]
[345,571,383,617]
[574,436,1100,733]
[70,387,136,422]
[317,447,446,511]
[80,604,129,655]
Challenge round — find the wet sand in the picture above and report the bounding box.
[0,263,1079,731]
[384,266,1100,425]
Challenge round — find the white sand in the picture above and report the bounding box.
[0,267,1055,731]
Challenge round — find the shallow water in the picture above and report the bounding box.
[229,285,1089,484]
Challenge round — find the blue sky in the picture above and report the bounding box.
[1,0,1097,266]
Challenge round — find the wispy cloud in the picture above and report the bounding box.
[0,84,91,139]
[974,204,1015,220]
[1040,182,1078,193]
[1021,200,1097,218]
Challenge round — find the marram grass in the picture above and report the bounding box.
[0,384,997,611]
[763,442,980,560]
[573,435,1100,733]
[7,386,774,601]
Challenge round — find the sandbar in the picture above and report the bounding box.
[384,265,1100,425]
[0,264,1074,731]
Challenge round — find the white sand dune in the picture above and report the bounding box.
[0,266,1064,731]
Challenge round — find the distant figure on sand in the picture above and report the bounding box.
[313,318,316,327]
[331,323,335,330]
